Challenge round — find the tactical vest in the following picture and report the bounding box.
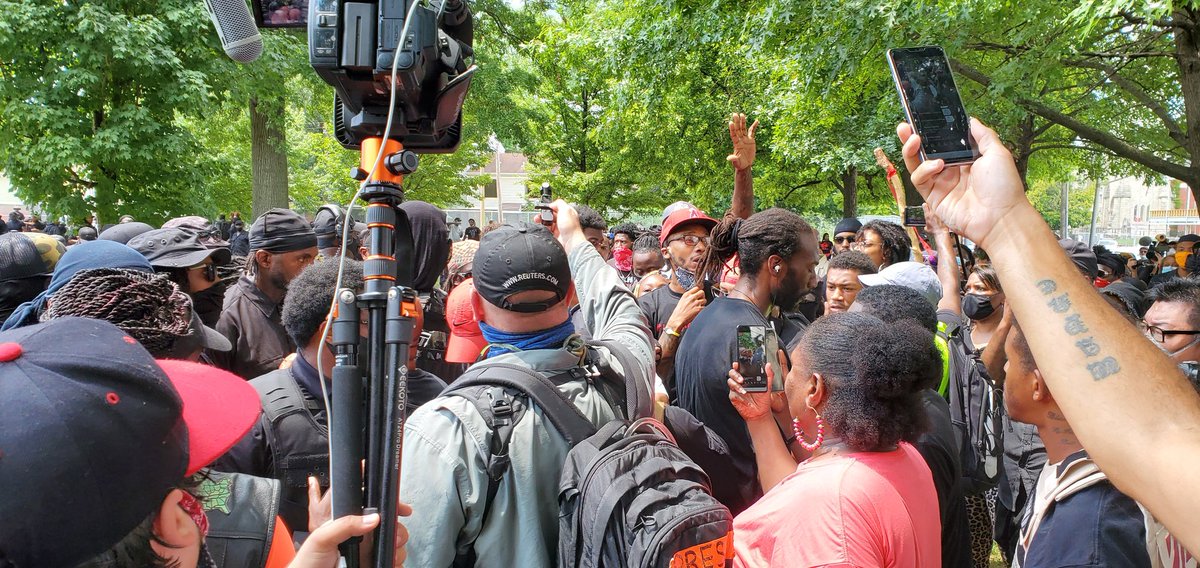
[250,368,330,535]
[197,470,281,568]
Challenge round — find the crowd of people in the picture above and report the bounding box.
[3,114,1200,568]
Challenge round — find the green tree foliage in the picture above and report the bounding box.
[1027,180,1097,231]
[0,0,230,225]
[6,0,1195,230]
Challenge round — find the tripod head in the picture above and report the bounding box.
[308,0,476,152]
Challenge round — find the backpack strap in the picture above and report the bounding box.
[586,339,652,420]
[442,362,600,568]
[446,362,597,445]
[253,369,311,424]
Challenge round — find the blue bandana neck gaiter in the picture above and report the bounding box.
[479,319,577,358]
[675,267,697,290]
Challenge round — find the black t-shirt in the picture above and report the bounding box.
[673,297,790,515]
[638,284,683,339]
[916,389,972,568]
[464,226,481,240]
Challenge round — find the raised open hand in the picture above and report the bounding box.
[727,113,759,171]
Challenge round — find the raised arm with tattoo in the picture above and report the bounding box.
[899,118,1200,555]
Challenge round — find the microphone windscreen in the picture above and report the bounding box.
[204,0,263,63]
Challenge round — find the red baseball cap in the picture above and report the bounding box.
[0,317,261,567]
[446,279,488,363]
[660,207,717,246]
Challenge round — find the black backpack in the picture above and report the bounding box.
[558,418,734,568]
[939,323,1003,495]
[443,340,732,567]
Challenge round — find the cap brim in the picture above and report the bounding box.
[858,273,886,287]
[208,247,232,265]
[153,247,230,269]
[157,360,261,475]
[200,324,231,352]
[446,331,488,364]
[660,216,717,245]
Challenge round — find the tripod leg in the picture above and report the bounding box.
[330,288,364,567]
[374,286,415,568]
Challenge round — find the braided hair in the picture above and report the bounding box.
[632,233,660,254]
[41,268,192,356]
[699,208,813,283]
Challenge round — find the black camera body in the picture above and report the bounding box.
[307,0,476,151]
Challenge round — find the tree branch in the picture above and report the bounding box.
[66,167,96,189]
[780,179,825,202]
[1118,9,1179,30]
[1064,58,1185,140]
[950,57,1195,182]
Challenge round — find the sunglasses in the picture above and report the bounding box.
[188,262,217,282]
[834,236,856,244]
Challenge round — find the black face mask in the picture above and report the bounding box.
[962,293,997,321]
[190,283,228,327]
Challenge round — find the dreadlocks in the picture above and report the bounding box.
[699,208,813,284]
[41,268,192,355]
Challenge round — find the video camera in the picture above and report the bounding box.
[253,0,475,151]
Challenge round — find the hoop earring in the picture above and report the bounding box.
[792,413,825,453]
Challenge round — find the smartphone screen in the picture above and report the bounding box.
[887,46,980,165]
[903,205,926,227]
[737,325,769,392]
[764,326,783,392]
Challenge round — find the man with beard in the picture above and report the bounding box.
[832,218,862,255]
[638,206,717,385]
[212,208,317,379]
[673,208,820,515]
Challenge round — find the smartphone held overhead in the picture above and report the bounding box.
[887,46,980,165]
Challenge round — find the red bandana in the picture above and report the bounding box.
[178,491,210,538]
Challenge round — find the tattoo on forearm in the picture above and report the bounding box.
[1037,279,1121,381]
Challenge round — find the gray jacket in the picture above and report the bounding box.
[398,241,654,567]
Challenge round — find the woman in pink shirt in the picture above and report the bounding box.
[727,312,942,567]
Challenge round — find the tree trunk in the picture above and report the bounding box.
[250,96,289,219]
[1012,114,1036,187]
[840,166,858,218]
[1174,6,1200,206]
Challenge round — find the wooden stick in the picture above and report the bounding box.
[874,148,924,257]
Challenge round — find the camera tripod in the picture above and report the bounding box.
[329,136,420,568]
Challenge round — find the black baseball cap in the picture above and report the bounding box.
[472,223,572,313]
[129,227,232,269]
[170,309,232,358]
[312,204,349,249]
[1059,238,1098,280]
[0,232,52,281]
[0,318,260,567]
[98,221,154,244]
